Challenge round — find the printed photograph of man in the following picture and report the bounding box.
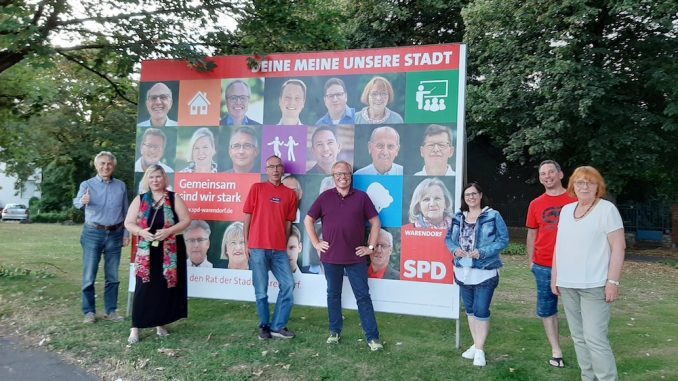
[355,126,402,175]
[316,77,355,125]
[287,225,303,273]
[226,126,260,173]
[414,124,456,176]
[220,80,262,126]
[221,222,249,270]
[138,82,178,127]
[278,79,307,125]
[282,174,303,223]
[367,229,399,280]
[135,128,174,173]
[307,126,341,175]
[185,220,213,268]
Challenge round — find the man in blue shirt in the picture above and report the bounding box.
[316,78,356,126]
[220,80,261,126]
[73,151,130,324]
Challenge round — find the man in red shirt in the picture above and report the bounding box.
[526,160,577,368]
[304,161,383,351]
[243,155,298,340]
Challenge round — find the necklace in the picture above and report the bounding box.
[573,199,597,219]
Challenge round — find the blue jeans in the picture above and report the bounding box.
[249,249,295,331]
[323,262,380,341]
[531,263,559,318]
[81,225,123,315]
[457,275,499,321]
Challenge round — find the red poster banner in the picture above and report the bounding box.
[174,173,260,221]
[140,45,461,81]
[399,225,454,284]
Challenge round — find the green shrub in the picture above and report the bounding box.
[503,242,527,256]
[32,210,72,223]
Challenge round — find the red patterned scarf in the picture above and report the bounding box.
[135,192,178,288]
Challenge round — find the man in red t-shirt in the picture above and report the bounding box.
[243,155,298,340]
[526,160,576,368]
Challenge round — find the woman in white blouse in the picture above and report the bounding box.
[552,166,625,381]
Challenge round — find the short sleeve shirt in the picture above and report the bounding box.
[526,192,577,267]
[307,188,379,264]
[243,182,298,251]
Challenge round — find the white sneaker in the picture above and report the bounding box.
[461,344,476,360]
[473,349,486,367]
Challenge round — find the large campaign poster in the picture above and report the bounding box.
[130,44,466,319]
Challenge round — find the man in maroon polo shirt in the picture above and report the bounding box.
[304,160,383,351]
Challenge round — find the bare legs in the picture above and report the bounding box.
[543,315,563,358]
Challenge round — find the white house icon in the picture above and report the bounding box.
[188,91,211,116]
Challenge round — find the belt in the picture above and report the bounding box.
[86,222,124,231]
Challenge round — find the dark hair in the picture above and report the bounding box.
[323,78,346,94]
[460,182,488,212]
[311,125,337,145]
[538,159,562,173]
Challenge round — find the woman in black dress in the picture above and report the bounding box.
[124,164,191,344]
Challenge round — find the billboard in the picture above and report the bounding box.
[130,44,466,319]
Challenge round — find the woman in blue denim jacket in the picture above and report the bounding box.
[446,182,509,367]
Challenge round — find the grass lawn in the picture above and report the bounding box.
[1,223,677,380]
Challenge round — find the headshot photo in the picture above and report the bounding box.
[355,126,402,175]
[406,177,455,229]
[278,79,307,125]
[287,225,303,273]
[220,79,263,126]
[307,126,342,175]
[367,228,400,280]
[414,124,456,176]
[220,221,249,270]
[178,127,218,173]
[224,126,260,173]
[316,77,356,126]
[185,220,213,268]
[135,127,175,173]
[354,76,404,124]
[282,174,304,223]
[137,82,179,127]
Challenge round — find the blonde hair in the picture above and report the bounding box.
[408,178,454,223]
[139,164,169,193]
[567,166,607,198]
[360,76,395,106]
[186,127,215,162]
[221,222,244,260]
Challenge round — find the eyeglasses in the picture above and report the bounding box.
[332,172,351,179]
[266,164,284,170]
[464,192,479,198]
[325,92,345,100]
[186,238,209,244]
[230,143,255,151]
[148,94,170,102]
[574,180,596,188]
[142,143,162,150]
[368,91,389,99]
[375,244,391,251]
[423,142,451,151]
[227,95,249,103]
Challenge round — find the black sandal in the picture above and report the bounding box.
[549,357,565,368]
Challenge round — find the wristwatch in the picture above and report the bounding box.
[607,279,620,286]
[368,245,375,251]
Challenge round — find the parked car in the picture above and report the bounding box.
[1,203,30,222]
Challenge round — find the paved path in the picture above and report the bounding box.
[0,335,95,381]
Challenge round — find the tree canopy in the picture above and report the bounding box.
[463,0,678,198]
